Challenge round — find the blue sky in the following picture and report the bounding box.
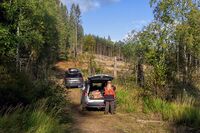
[61,0,154,41]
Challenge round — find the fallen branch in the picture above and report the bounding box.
[136,119,163,124]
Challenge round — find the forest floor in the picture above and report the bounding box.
[54,55,188,133]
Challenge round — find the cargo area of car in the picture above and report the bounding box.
[88,82,105,100]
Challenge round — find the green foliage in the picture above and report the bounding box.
[0,0,78,132]
[0,102,67,133]
[143,97,200,128]
[84,35,96,52]
[0,66,34,106]
[143,97,174,120]
[117,89,135,113]
[0,0,74,75]
[150,0,199,23]
[0,0,75,107]
[0,25,14,57]
[122,43,136,61]
[83,34,122,57]
[116,87,142,113]
[116,80,200,128]
[122,4,200,98]
[123,22,170,97]
[0,65,67,108]
[0,65,69,133]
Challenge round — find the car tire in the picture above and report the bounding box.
[66,86,70,89]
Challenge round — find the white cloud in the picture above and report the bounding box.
[61,0,120,12]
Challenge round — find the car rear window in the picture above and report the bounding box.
[66,73,82,78]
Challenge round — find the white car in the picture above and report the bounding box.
[80,74,114,111]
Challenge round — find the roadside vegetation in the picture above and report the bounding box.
[143,97,200,128]
[115,84,200,129]
[0,65,70,132]
[0,102,66,133]
[1,0,200,132]
[114,0,200,130]
[0,0,79,132]
[116,88,141,113]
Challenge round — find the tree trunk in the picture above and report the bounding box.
[16,25,20,72]
[135,60,138,85]
[183,44,187,83]
[114,56,117,78]
[25,51,34,72]
[74,22,78,58]
[137,57,144,87]
[176,43,180,80]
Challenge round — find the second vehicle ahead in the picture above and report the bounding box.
[64,68,84,88]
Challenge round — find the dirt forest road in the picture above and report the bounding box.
[66,89,172,133]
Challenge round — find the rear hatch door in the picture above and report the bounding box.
[88,74,113,82]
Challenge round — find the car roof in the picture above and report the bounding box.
[88,74,113,82]
[65,68,81,74]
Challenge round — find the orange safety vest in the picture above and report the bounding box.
[104,87,115,97]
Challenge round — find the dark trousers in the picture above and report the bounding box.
[105,100,115,114]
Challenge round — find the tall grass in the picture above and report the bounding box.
[143,98,174,120]
[143,96,200,128]
[116,82,200,128]
[0,65,70,133]
[116,86,142,113]
[0,102,67,133]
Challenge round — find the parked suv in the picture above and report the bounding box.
[64,68,84,88]
[81,74,114,110]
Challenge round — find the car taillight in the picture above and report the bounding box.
[79,78,83,82]
[65,78,69,81]
[83,91,88,96]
